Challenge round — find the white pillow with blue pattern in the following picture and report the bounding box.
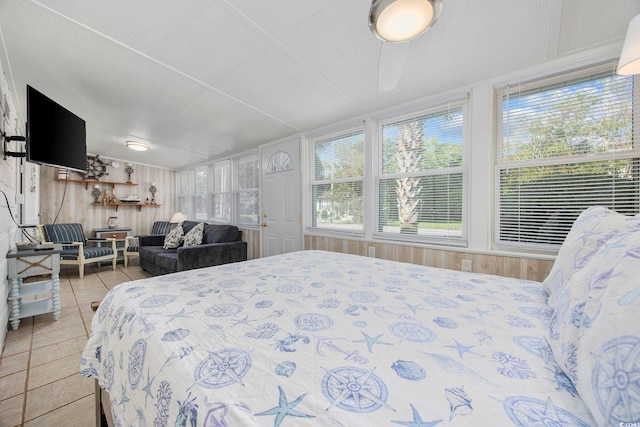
[162,225,184,249]
[543,206,637,309]
[183,222,205,247]
[547,221,640,426]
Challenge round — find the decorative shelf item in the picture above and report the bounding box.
[91,185,102,203]
[125,163,134,183]
[149,182,157,204]
[81,155,109,180]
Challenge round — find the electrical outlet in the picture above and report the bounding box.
[461,259,472,272]
[367,246,375,257]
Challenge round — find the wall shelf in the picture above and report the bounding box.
[91,202,161,212]
[56,177,138,190]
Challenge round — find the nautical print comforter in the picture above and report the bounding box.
[81,250,595,426]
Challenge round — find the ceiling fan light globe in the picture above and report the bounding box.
[126,141,150,151]
[370,0,441,43]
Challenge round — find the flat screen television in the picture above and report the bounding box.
[26,85,87,173]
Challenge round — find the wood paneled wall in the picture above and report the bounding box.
[39,160,175,237]
[240,227,260,260]
[304,235,553,282]
[37,159,552,282]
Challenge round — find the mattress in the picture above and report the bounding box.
[81,250,595,426]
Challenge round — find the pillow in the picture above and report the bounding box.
[543,206,639,309]
[547,228,640,426]
[162,225,184,249]
[183,222,205,247]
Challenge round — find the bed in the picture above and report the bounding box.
[81,206,640,426]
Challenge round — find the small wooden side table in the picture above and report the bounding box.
[6,244,62,330]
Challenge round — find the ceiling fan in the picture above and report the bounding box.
[369,0,443,92]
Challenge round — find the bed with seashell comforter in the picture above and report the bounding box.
[81,207,640,426]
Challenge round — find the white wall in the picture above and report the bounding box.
[0,60,23,354]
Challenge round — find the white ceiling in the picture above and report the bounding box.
[0,0,638,170]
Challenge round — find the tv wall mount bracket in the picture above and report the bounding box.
[2,131,26,160]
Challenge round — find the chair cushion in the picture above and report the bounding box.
[43,223,87,246]
[60,246,113,260]
[151,221,171,235]
[126,244,139,252]
[183,222,205,247]
[83,247,114,259]
[202,224,240,244]
[163,226,184,249]
[60,248,81,260]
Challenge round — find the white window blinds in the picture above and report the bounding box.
[311,130,365,233]
[193,166,208,220]
[496,65,639,250]
[212,161,231,223]
[377,103,466,243]
[236,153,260,226]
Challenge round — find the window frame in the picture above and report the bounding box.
[373,100,468,246]
[494,62,640,253]
[234,151,260,228]
[309,127,366,236]
[210,160,231,223]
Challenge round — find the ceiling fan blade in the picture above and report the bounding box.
[378,42,410,93]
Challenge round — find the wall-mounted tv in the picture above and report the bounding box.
[26,85,87,173]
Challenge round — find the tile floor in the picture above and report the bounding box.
[0,260,151,427]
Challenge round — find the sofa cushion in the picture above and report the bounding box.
[139,245,169,264]
[203,224,240,244]
[181,221,201,236]
[163,225,184,249]
[183,222,205,247]
[155,252,178,272]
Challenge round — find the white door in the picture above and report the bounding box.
[260,138,302,257]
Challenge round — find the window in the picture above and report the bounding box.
[193,166,208,220]
[236,153,260,226]
[212,161,231,222]
[496,65,639,250]
[176,170,191,218]
[377,103,466,243]
[311,130,365,233]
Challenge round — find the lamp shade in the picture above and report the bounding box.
[169,212,185,224]
[369,0,442,43]
[618,14,640,75]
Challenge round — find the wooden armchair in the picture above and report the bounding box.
[123,221,171,267]
[37,223,117,278]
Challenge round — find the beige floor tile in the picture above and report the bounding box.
[0,351,29,378]
[33,311,83,335]
[24,373,93,421]
[31,324,86,350]
[30,336,87,367]
[24,394,95,427]
[0,263,145,425]
[0,370,26,401]
[28,353,83,390]
[0,394,24,427]
[2,324,33,357]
